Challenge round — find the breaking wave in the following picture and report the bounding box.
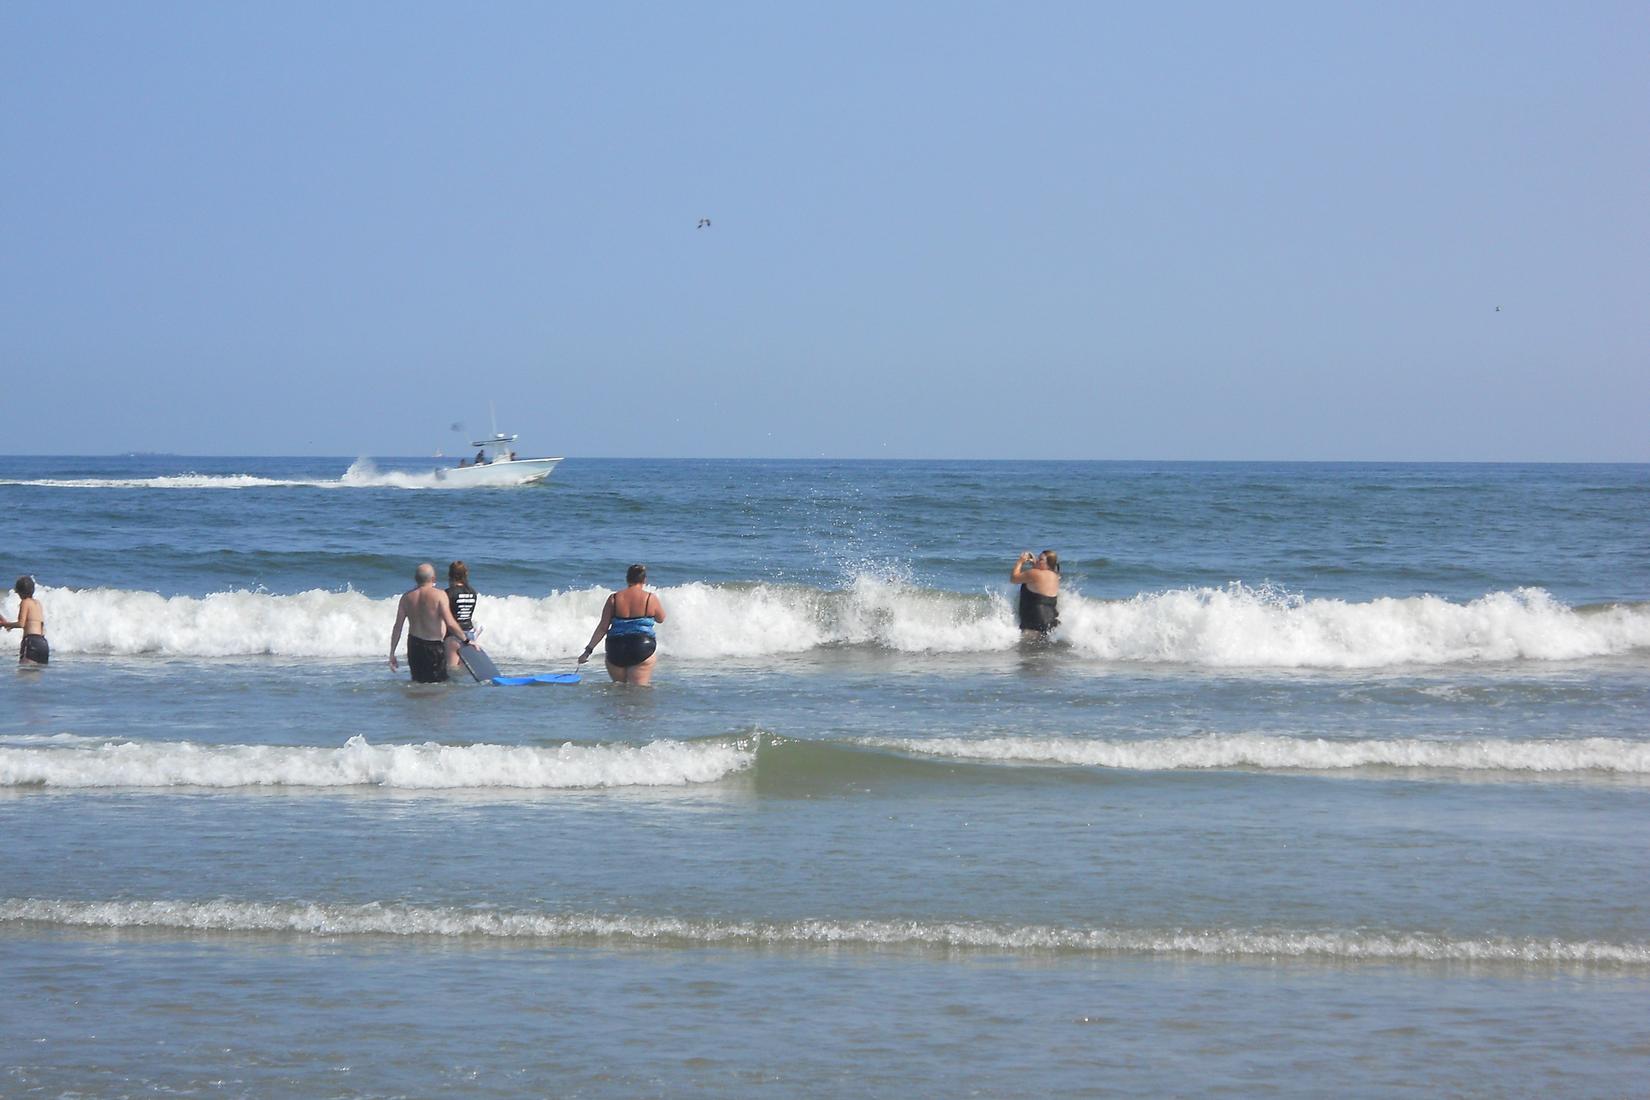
[3,732,1644,792]
[3,898,1644,964]
[865,734,1650,774]
[30,580,1650,667]
[0,735,754,790]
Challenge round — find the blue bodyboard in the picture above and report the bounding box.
[489,672,582,686]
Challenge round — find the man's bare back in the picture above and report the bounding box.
[399,585,456,642]
[389,563,466,677]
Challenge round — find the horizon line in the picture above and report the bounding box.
[2,454,1648,466]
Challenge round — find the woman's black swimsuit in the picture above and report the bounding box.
[19,634,48,665]
[606,633,657,668]
[1018,585,1059,634]
[605,594,658,668]
[447,585,477,632]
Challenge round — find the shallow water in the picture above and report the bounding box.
[3,457,1648,1095]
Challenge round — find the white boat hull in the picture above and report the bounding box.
[433,457,563,486]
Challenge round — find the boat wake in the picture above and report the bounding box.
[0,459,549,491]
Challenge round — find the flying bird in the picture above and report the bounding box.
[697,218,711,229]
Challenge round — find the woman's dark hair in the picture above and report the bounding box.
[626,563,647,585]
[14,575,34,598]
[1041,550,1060,574]
[448,560,469,585]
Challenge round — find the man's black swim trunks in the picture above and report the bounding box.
[19,635,48,665]
[406,636,448,683]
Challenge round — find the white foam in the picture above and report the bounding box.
[869,734,1650,774]
[3,898,1643,964]
[0,459,537,491]
[1059,584,1650,667]
[25,581,1650,667]
[0,735,754,789]
[0,472,342,489]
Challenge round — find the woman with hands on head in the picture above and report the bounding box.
[1011,549,1060,637]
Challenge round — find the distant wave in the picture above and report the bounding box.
[4,898,1643,964]
[30,580,1650,667]
[0,735,754,789]
[0,459,542,491]
[3,732,1644,792]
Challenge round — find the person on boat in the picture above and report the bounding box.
[1011,550,1060,636]
[2,575,48,665]
[578,563,667,685]
[444,560,480,670]
[474,449,487,465]
[390,562,468,683]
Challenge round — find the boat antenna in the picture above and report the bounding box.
[489,400,499,439]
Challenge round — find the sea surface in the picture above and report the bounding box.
[3,456,1648,1097]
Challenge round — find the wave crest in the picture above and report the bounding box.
[28,581,1650,667]
[0,735,754,790]
[4,898,1643,964]
[866,734,1650,774]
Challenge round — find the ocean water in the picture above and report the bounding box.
[3,456,1648,1097]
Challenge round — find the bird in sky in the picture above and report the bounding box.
[697,218,711,229]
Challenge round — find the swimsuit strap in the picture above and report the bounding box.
[614,588,650,621]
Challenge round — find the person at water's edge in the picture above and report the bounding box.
[579,563,667,685]
[390,562,468,682]
[1012,550,1060,635]
[2,574,48,665]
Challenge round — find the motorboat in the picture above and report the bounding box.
[434,433,563,486]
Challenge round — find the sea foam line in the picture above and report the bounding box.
[867,734,1650,774]
[3,899,1644,964]
[28,581,1650,666]
[0,735,754,789]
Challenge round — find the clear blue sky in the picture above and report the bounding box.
[3,1,1646,460]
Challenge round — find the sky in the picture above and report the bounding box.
[2,1,1646,460]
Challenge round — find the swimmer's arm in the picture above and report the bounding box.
[578,596,615,664]
[648,592,666,624]
[1010,552,1035,583]
[389,595,409,670]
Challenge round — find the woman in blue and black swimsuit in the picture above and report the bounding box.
[578,563,667,684]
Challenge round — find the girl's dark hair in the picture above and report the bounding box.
[1042,550,1060,574]
[626,563,647,585]
[14,575,34,598]
[448,560,469,585]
